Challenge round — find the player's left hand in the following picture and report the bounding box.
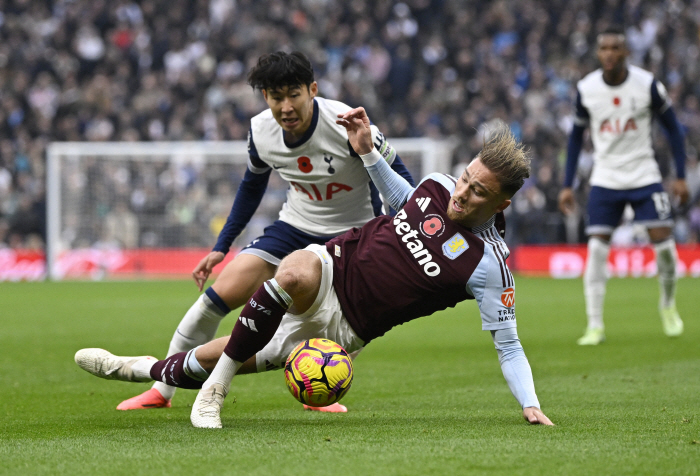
[336,107,373,155]
[671,179,689,206]
[523,407,554,426]
[192,251,225,292]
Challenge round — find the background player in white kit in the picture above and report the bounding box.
[558,27,689,345]
[118,51,414,411]
[75,116,554,429]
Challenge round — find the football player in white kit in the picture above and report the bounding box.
[558,27,689,345]
[74,119,554,429]
[117,51,414,410]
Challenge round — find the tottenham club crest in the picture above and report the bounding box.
[442,233,468,260]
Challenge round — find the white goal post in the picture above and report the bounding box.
[46,138,456,280]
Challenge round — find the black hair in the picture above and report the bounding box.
[247,51,315,92]
[599,25,626,38]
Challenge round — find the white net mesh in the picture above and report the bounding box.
[46,139,453,279]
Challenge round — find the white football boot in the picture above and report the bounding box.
[74,348,156,382]
[576,327,605,346]
[191,384,230,429]
[660,305,684,337]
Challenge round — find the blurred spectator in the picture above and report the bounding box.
[0,0,699,249]
[102,200,139,249]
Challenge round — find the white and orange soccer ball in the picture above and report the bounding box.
[284,338,353,407]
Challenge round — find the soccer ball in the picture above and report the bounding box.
[284,338,353,407]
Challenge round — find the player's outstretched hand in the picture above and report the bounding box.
[192,251,225,292]
[672,179,689,206]
[336,107,373,156]
[523,407,554,426]
[558,187,575,216]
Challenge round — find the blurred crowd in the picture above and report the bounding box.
[1,0,700,250]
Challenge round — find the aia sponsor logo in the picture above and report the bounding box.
[599,118,637,134]
[500,287,515,307]
[420,214,445,238]
[290,181,352,201]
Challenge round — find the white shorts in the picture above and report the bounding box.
[255,244,365,372]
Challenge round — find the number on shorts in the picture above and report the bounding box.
[651,192,671,220]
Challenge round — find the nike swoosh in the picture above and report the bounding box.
[272,164,288,169]
[176,329,196,341]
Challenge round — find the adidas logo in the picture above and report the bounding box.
[416,196,431,212]
[265,359,279,371]
[238,316,258,332]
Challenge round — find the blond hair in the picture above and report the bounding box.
[477,124,531,197]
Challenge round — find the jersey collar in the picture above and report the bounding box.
[470,214,496,234]
[283,99,319,149]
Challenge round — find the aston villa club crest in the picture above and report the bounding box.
[420,214,445,238]
[442,233,468,260]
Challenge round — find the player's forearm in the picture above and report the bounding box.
[361,148,414,211]
[492,328,541,409]
[657,107,687,179]
[389,155,416,186]
[563,124,585,188]
[213,168,271,253]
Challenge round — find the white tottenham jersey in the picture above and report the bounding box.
[576,64,669,189]
[248,97,396,236]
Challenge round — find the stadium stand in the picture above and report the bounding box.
[1,0,699,250]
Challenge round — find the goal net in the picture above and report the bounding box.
[46,138,455,280]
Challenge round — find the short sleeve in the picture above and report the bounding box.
[467,244,517,331]
[651,80,672,114]
[247,128,270,173]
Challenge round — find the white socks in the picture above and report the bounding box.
[153,293,227,399]
[131,358,156,381]
[201,353,243,395]
[582,235,678,331]
[584,237,610,330]
[654,238,678,309]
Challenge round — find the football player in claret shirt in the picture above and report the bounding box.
[117,51,414,412]
[558,27,688,346]
[75,111,554,429]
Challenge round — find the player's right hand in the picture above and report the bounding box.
[336,107,373,156]
[192,251,225,292]
[523,407,554,426]
[672,179,690,206]
[558,187,576,216]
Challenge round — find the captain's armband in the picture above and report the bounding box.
[371,125,397,164]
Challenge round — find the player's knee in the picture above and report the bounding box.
[275,251,318,295]
[589,234,611,244]
[274,266,308,295]
[648,227,672,243]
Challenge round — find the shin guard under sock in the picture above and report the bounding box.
[223,279,291,363]
[149,351,207,390]
[654,238,678,308]
[584,237,610,330]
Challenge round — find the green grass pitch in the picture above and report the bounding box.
[1,277,698,475]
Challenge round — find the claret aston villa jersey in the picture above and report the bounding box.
[327,173,517,343]
[248,97,397,236]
